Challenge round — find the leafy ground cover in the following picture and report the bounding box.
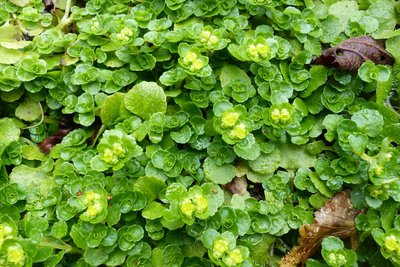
[0,0,400,266]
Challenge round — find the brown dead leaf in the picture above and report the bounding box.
[280,189,360,267]
[313,36,394,71]
[39,115,78,154]
[224,176,248,196]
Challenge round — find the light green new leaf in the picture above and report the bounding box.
[220,64,251,88]
[0,46,23,64]
[124,81,167,120]
[142,202,166,219]
[9,164,54,195]
[134,176,167,201]
[100,93,125,126]
[0,118,20,146]
[15,98,42,121]
[366,0,397,32]
[328,1,359,30]
[203,157,236,184]
[22,145,45,161]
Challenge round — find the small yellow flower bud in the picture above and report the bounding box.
[208,35,219,45]
[190,59,205,71]
[384,235,400,251]
[270,108,281,122]
[247,44,258,57]
[200,30,212,43]
[280,108,291,123]
[103,149,118,165]
[212,239,229,258]
[224,248,245,266]
[221,111,240,128]
[374,165,383,176]
[180,198,196,218]
[229,123,247,140]
[86,203,103,217]
[90,21,100,32]
[7,245,25,266]
[194,195,209,213]
[183,51,198,65]
[113,142,126,158]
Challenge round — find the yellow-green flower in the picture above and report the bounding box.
[183,52,198,65]
[85,202,103,217]
[102,148,118,165]
[247,43,270,60]
[7,245,25,266]
[112,142,127,158]
[90,21,100,32]
[384,234,400,252]
[180,198,196,218]
[326,252,346,266]
[228,123,247,140]
[189,59,206,72]
[116,27,133,42]
[200,30,219,46]
[224,248,245,267]
[271,108,291,124]
[212,239,229,259]
[221,111,240,128]
[0,224,14,247]
[193,194,209,213]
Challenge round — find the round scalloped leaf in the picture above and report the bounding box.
[15,97,42,121]
[203,157,236,184]
[124,81,167,120]
[0,118,20,146]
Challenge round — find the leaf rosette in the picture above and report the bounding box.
[91,129,143,171]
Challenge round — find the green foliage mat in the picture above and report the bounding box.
[0,0,400,266]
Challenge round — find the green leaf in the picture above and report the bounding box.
[328,1,359,30]
[170,125,192,144]
[142,202,166,219]
[0,46,23,64]
[100,93,125,126]
[51,221,68,239]
[351,109,384,137]
[279,143,316,170]
[124,81,167,120]
[0,118,20,146]
[249,148,281,175]
[9,0,30,6]
[83,247,109,266]
[366,0,397,32]
[134,176,167,201]
[309,172,334,197]
[348,133,368,155]
[203,157,236,184]
[321,236,344,251]
[385,35,400,62]
[22,145,45,161]
[15,98,42,121]
[233,134,261,160]
[220,64,251,88]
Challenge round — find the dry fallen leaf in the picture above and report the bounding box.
[314,36,394,71]
[280,189,360,267]
[39,115,78,154]
[224,176,248,196]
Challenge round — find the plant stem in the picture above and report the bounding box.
[22,102,44,130]
[90,124,107,148]
[61,0,72,23]
[57,0,73,30]
[38,241,83,254]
